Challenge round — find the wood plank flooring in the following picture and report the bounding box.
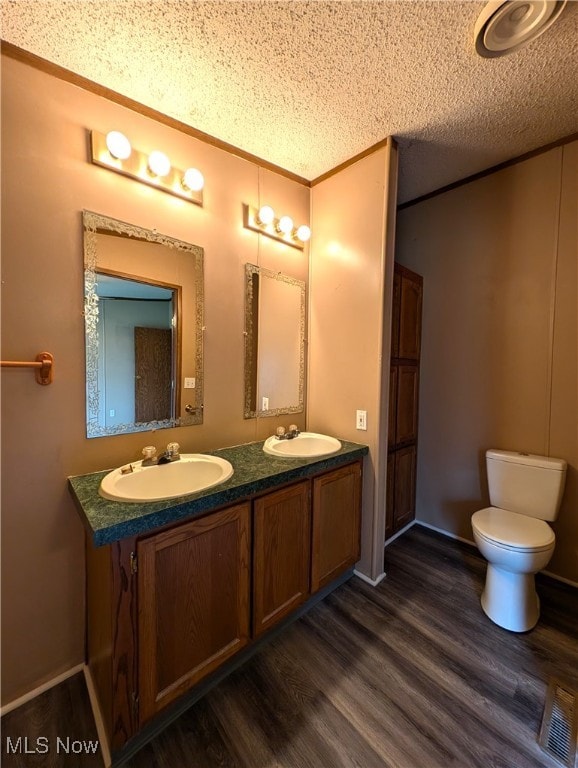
[3,525,577,767]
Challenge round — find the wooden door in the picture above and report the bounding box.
[387,264,422,542]
[134,327,172,422]
[391,269,401,358]
[388,365,398,449]
[138,503,250,725]
[394,446,416,530]
[395,365,419,445]
[311,462,362,593]
[385,453,395,540]
[253,482,311,637]
[398,272,422,360]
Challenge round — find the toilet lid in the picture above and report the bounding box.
[472,507,555,550]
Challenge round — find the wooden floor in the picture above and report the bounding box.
[3,526,577,768]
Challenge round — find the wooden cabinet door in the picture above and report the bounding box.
[395,364,419,445]
[385,453,395,541]
[253,481,311,638]
[137,503,251,725]
[394,446,416,530]
[398,273,422,360]
[311,462,362,593]
[388,365,397,448]
[391,269,401,358]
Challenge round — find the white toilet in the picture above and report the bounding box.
[471,449,567,633]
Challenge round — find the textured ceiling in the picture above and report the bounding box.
[2,1,577,202]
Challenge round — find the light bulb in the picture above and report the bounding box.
[182,167,204,192]
[277,215,294,235]
[148,150,171,177]
[105,131,131,160]
[296,224,311,242]
[256,205,275,226]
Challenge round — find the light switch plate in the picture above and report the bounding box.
[356,409,367,430]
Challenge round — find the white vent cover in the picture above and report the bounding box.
[474,0,568,57]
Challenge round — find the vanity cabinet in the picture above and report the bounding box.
[253,481,311,637]
[387,263,422,539]
[83,455,363,761]
[137,503,251,725]
[311,463,361,592]
[253,462,362,634]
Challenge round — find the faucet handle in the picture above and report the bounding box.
[142,445,157,460]
[289,424,298,433]
[276,426,286,437]
[166,441,180,457]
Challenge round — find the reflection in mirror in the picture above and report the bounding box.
[95,273,178,427]
[83,211,204,438]
[244,263,305,419]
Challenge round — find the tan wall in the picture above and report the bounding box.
[548,142,578,579]
[396,143,578,584]
[308,142,397,581]
[0,55,309,704]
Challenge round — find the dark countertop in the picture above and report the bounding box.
[69,439,369,546]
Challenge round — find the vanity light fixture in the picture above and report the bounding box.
[243,204,311,250]
[256,205,275,226]
[182,167,205,192]
[148,150,171,178]
[90,129,204,206]
[277,215,294,235]
[105,131,132,160]
[295,224,311,243]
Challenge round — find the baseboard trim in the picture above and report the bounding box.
[384,520,417,548]
[542,570,578,589]
[415,520,578,589]
[353,569,386,587]
[0,663,84,717]
[414,519,475,547]
[83,665,111,768]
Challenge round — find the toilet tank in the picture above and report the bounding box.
[486,450,567,520]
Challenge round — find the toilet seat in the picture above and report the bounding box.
[472,507,555,552]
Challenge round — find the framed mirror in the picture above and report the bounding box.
[244,263,305,419]
[83,211,204,438]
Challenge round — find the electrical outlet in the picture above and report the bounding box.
[109,409,115,418]
[262,396,269,411]
[184,377,196,389]
[356,409,367,430]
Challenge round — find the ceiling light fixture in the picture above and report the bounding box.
[90,129,204,206]
[242,204,310,250]
[474,0,568,58]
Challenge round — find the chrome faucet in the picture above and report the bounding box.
[275,425,300,440]
[157,442,181,464]
[141,442,181,466]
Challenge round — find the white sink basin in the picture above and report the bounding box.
[263,432,342,458]
[99,454,234,502]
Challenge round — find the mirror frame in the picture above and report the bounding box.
[83,210,204,438]
[243,263,306,419]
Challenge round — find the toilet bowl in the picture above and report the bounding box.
[472,507,555,632]
[471,449,566,633]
